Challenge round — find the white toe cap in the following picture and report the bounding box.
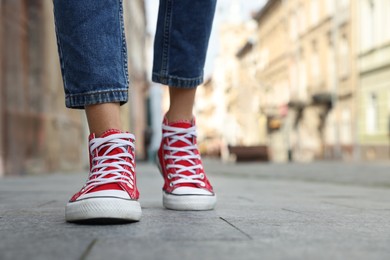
[171,186,213,195]
[77,190,131,200]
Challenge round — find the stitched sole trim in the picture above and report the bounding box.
[65,197,141,223]
[163,192,217,211]
[156,154,217,211]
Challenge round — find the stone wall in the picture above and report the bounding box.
[0,1,85,176]
[0,1,148,176]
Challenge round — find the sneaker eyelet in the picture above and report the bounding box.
[200,174,205,179]
[167,174,172,179]
[200,182,206,187]
[169,182,174,187]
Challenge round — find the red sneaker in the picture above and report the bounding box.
[65,129,142,223]
[157,117,217,210]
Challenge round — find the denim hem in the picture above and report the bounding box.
[152,73,203,88]
[65,89,128,109]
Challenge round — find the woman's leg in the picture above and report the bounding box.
[166,88,196,122]
[53,0,141,223]
[85,103,122,137]
[54,0,127,135]
[153,0,216,122]
[53,0,129,110]
[153,0,217,211]
[152,0,217,89]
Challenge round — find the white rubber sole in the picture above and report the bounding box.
[65,197,142,223]
[156,154,217,211]
[163,192,217,211]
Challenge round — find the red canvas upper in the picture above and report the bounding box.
[158,117,214,194]
[69,129,139,202]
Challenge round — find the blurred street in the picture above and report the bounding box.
[1,160,390,260]
[2,1,390,258]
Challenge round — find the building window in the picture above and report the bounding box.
[298,51,307,100]
[340,0,350,9]
[386,0,390,42]
[339,34,350,78]
[386,88,390,136]
[340,108,352,144]
[325,111,336,144]
[310,0,320,26]
[366,92,379,134]
[290,11,298,41]
[289,59,299,97]
[311,40,320,83]
[259,48,269,70]
[327,34,335,91]
[326,0,335,15]
[298,4,306,34]
[377,0,390,44]
[361,0,376,51]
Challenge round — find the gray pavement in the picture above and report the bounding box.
[1,160,390,260]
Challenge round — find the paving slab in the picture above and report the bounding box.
[0,161,390,260]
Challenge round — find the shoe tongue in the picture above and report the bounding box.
[166,119,193,149]
[100,129,122,138]
[89,129,127,193]
[166,118,193,128]
[98,129,125,156]
[89,129,125,158]
[165,119,199,177]
[88,129,122,141]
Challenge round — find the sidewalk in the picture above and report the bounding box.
[1,160,390,260]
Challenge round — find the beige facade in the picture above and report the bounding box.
[1,1,85,176]
[197,0,360,162]
[357,0,390,160]
[0,1,148,176]
[252,0,358,161]
[123,1,149,160]
[195,21,267,161]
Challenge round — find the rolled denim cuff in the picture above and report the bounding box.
[65,88,128,109]
[152,0,216,89]
[151,73,203,88]
[54,0,130,110]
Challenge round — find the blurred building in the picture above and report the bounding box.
[123,0,149,160]
[357,0,390,160]
[0,1,84,177]
[195,11,268,161]
[253,0,358,162]
[197,0,363,162]
[0,1,148,176]
[194,1,271,161]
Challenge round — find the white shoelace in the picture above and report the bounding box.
[82,133,136,191]
[162,124,206,187]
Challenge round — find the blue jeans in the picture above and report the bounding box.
[53,0,216,109]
